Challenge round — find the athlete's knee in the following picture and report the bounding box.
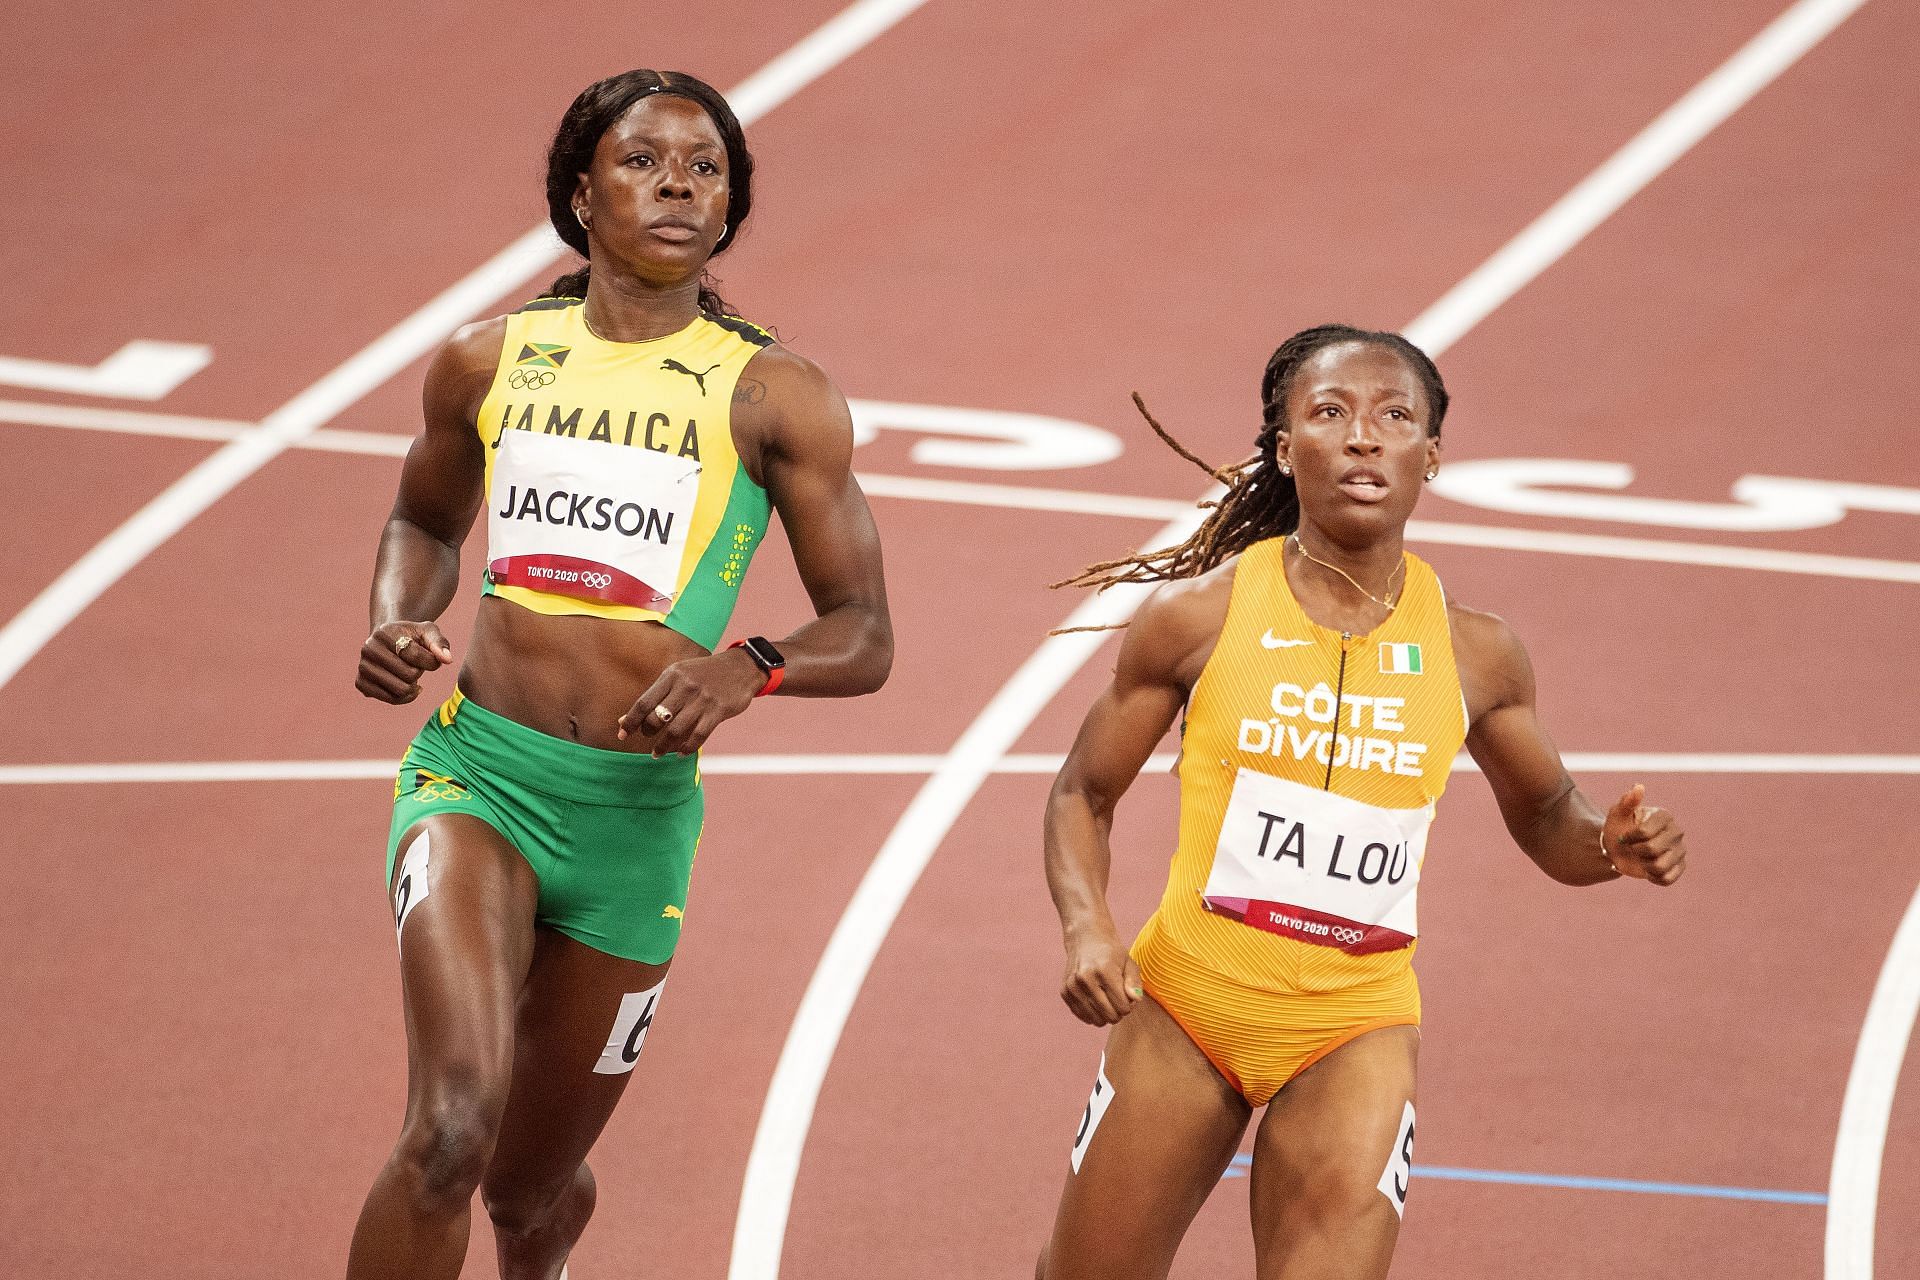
[483,1160,593,1238]
[1287,1169,1394,1236]
[393,1084,508,1212]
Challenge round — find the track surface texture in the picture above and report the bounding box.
[3,2,1916,1278]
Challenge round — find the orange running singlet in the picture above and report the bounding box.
[1142,536,1469,997]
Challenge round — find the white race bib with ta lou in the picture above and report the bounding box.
[1201,768,1429,954]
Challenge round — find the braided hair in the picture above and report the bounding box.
[540,69,755,316]
[1058,324,1448,592]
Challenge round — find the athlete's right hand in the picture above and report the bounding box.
[1061,929,1146,1026]
[355,622,453,704]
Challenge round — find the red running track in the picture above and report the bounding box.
[3,1,1917,1277]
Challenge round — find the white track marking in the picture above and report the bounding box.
[0,0,933,695]
[0,341,211,400]
[728,2,1875,1274]
[0,398,255,444]
[854,471,1192,519]
[722,0,931,124]
[727,547,1186,1280]
[1430,459,1920,534]
[0,225,558,694]
[847,400,1121,470]
[5,752,1918,787]
[1402,0,1872,355]
[1828,883,1920,1280]
[1400,518,1920,586]
[10,402,1917,585]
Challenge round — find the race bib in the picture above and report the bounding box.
[1201,768,1429,954]
[487,429,700,610]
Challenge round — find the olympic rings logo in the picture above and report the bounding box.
[1330,925,1366,945]
[509,368,557,389]
[579,571,613,590]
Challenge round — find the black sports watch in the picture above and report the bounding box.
[737,635,785,676]
[731,635,787,696]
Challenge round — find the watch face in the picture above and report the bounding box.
[744,636,785,671]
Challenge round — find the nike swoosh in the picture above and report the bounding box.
[1261,631,1314,648]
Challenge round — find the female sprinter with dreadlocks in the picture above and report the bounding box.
[345,70,891,1279]
[1037,324,1687,1279]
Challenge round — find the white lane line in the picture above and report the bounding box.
[0,0,933,696]
[0,755,946,784]
[0,398,256,444]
[727,1,1875,1274]
[5,752,1919,786]
[1403,519,1920,586]
[1828,883,1920,1280]
[1404,0,1872,354]
[13,401,1919,586]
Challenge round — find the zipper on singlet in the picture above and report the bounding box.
[1325,633,1350,790]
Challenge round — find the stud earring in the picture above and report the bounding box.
[1425,469,1438,481]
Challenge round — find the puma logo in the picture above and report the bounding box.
[661,904,683,920]
[662,359,722,395]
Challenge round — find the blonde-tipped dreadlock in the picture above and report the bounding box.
[1048,393,1295,592]
[1053,324,1448,599]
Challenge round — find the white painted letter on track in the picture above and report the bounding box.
[0,340,211,400]
[847,399,1121,472]
[1430,459,1920,533]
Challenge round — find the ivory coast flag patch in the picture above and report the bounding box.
[1380,642,1422,675]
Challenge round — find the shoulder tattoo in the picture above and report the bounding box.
[733,377,767,406]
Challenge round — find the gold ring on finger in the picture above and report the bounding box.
[392,635,413,655]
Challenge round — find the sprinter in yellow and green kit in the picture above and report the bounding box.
[346,69,892,1280]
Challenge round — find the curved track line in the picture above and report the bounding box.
[726,500,1213,1280]
[0,0,932,695]
[727,1,1872,1272]
[1826,881,1920,1279]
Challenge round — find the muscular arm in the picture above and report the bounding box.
[1456,605,1686,887]
[616,348,892,753]
[731,349,892,697]
[355,319,497,702]
[1046,569,1228,1024]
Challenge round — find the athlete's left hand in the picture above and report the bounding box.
[1602,783,1687,886]
[617,648,764,756]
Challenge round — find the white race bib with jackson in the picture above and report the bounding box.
[1201,768,1429,955]
[488,430,700,610]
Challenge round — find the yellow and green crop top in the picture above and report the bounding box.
[475,296,772,650]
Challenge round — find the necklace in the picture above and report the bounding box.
[581,306,697,345]
[1288,532,1405,612]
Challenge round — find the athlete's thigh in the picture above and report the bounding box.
[388,814,542,1092]
[482,927,671,1200]
[1042,996,1252,1280]
[1248,1026,1419,1280]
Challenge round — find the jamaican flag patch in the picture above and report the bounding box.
[516,342,571,369]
